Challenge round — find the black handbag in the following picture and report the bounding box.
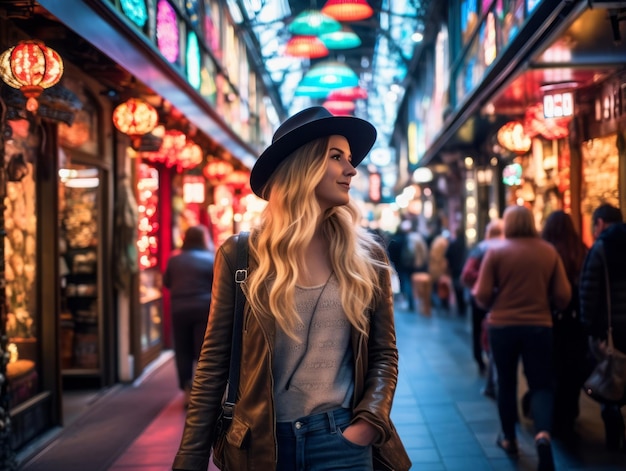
[214,231,249,440]
[583,240,626,405]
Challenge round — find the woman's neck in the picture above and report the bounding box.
[299,231,332,286]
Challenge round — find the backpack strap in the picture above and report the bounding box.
[222,231,249,422]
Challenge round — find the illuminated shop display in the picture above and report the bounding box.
[4,119,40,409]
[137,164,160,269]
[157,0,179,63]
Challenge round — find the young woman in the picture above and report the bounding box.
[173,107,410,471]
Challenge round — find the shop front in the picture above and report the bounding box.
[403,0,626,245]
[1,0,273,460]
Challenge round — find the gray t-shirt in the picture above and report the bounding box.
[273,275,354,421]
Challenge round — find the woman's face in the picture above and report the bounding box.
[314,135,357,211]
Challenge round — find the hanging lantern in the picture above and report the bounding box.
[288,10,341,36]
[112,98,159,143]
[327,86,368,101]
[285,36,329,59]
[203,159,234,183]
[319,26,362,49]
[0,39,64,112]
[224,169,249,191]
[177,141,204,170]
[323,99,356,114]
[300,61,359,89]
[496,121,532,155]
[322,0,374,22]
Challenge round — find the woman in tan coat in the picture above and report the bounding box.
[473,205,570,471]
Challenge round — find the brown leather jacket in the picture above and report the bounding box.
[173,234,410,471]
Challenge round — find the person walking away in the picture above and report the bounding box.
[163,225,215,407]
[173,106,410,471]
[541,210,588,441]
[473,205,570,471]
[446,227,468,316]
[409,230,431,315]
[429,232,450,311]
[461,219,503,386]
[580,203,626,451]
[388,219,417,311]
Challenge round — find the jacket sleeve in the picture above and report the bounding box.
[352,245,399,447]
[580,244,607,338]
[172,237,238,471]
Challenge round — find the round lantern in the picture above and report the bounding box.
[496,121,532,155]
[0,40,64,112]
[112,98,159,137]
[178,141,204,170]
[203,159,234,183]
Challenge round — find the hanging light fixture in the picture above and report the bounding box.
[323,99,356,114]
[293,84,333,99]
[177,140,204,170]
[322,0,374,22]
[300,61,359,89]
[0,39,64,112]
[496,121,532,155]
[319,26,362,49]
[203,159,234,183]
[112,98,159,146]
[285,36,329,59]
[328,86,368,101]
[288,10,341,36]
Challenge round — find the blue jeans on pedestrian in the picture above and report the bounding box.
[489,325,554,441]
[276,408,373,471]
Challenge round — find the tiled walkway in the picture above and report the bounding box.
[108,305,625,470]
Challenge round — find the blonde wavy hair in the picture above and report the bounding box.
[244,136,389,339]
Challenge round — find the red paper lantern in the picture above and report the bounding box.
[327,86,368,101]
[322,0,374,22]
[0,40,64,112]
[285,36,329,59]
[112,98,159,138]
[496,121,532,155]
[203,159,234,183]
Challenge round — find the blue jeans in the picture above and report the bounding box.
[489,325,554,440]
[276,408,373,471]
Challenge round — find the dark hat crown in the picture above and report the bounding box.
[272,106,331,144]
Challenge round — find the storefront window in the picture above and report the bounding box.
[581,134,620,247]
[137,163,163,350]
[5,119,39,408]
[59,160,101,372]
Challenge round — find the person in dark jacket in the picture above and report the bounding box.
[580,203,626,451]
[541,210,588,440]
[446,227,467,316]
[163,225,215,406]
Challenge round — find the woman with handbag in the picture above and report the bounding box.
[473,205,571,471]
[172,106,410,471]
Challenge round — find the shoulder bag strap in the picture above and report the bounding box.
[223,231,249,421]
[596,239,614,351]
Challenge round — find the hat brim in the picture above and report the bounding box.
[250,116,376,198]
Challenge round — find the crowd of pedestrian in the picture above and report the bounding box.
[385,203,626,470]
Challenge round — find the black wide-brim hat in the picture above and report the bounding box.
[250,106,377,198]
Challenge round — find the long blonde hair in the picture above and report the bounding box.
[244,136,388,338]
